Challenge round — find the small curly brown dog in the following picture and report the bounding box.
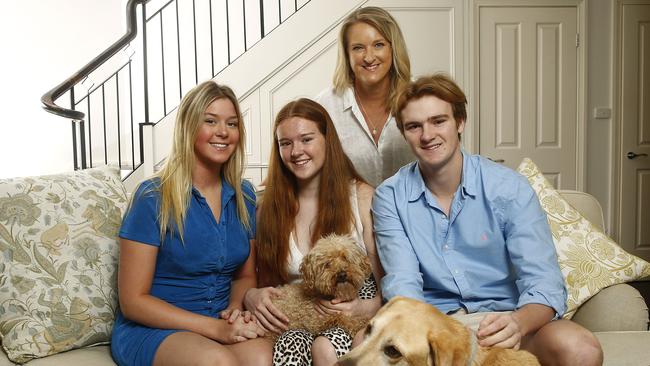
[338,296,540,366]
[269,234,372,340]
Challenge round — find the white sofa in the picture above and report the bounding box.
[0,167,647,365]
[556,190,650,366]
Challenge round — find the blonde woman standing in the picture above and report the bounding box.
[316,6,414,187]
[111,81,273,366]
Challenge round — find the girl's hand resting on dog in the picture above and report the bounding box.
[243,287,290,334]
[314,297,363,317]
[218,314,266,344]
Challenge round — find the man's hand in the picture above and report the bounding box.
[476,304,555,349]
[476,313,523,349]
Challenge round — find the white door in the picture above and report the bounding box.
[618,3,650,260]
[478,6,579,189]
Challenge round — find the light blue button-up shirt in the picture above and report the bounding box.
[372,152,567,317]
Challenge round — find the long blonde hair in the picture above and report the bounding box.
[333,6,411,111]
[152,81,252,242]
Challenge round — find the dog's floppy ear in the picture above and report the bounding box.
[358,248,372,277]
[299,251,317,295]
[427,329,468,366]
[347,241,372,277]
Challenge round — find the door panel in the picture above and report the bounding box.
[619,3,650,260]
[479,6,578,189]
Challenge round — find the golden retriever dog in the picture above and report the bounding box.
[338,296,540,366]
[269,234,372,340]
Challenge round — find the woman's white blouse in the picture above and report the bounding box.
[316,87,415,188]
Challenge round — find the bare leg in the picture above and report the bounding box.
[312,336,338,366]
[521,319,603,366]
[351,329,365,348]
[228,337,274,365]
[153,332,273,366]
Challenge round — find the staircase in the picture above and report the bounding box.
[42,0,364,191]
[43,0,469,192]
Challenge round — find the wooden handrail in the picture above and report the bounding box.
[41,0,149,120]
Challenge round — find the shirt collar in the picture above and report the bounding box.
[190,176,235,203]
[407,150,477,202]
[407,162,428,202]
[342,87,355,111]
[460,150,477,198]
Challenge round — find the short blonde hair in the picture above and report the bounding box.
[332,6,411,111]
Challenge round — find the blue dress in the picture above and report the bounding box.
[110,178,255,366]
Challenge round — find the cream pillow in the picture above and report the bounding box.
[517,158,650,319]
[0,166,127,362]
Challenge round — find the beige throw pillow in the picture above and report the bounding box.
[0,166,127,362]
[517,158,650,319]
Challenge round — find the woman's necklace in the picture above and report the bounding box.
[355,91,383,136]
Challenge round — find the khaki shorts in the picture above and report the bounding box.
[448,308,513,332]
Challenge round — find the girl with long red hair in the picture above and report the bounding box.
[245,98,383,365]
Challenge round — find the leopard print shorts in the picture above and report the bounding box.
[272,276,377,366]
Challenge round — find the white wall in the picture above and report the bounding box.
[586,0,615,231]
[0,0,623,236]
[0,0,123,179]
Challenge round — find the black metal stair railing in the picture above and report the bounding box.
[42,0,312,178]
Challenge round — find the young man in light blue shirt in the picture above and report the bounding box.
[372,74,602,365]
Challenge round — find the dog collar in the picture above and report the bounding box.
[467,330,478,366]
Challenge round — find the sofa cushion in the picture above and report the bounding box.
[517,158,650,318]
[571,283,648,332]
[21,346,115,366]
[594,331,650,366]
[0,167,126,363]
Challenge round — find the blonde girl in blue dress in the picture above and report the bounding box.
[111,81,273,366]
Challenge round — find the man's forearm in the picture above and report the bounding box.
[512,303,555,336]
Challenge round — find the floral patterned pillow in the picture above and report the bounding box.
[517,158,650,319]
[0,166,126,362]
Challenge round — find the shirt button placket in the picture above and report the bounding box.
[437,211,448,241]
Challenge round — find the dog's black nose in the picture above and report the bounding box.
[336,271,347,283]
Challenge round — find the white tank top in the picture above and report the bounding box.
[286,182,366,284]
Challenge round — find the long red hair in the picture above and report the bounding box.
[256,98,365,286]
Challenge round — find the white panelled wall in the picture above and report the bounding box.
[136,0,467,190]
[1,0,640,254]
[128,0,630,246]
[0,0,123,179]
